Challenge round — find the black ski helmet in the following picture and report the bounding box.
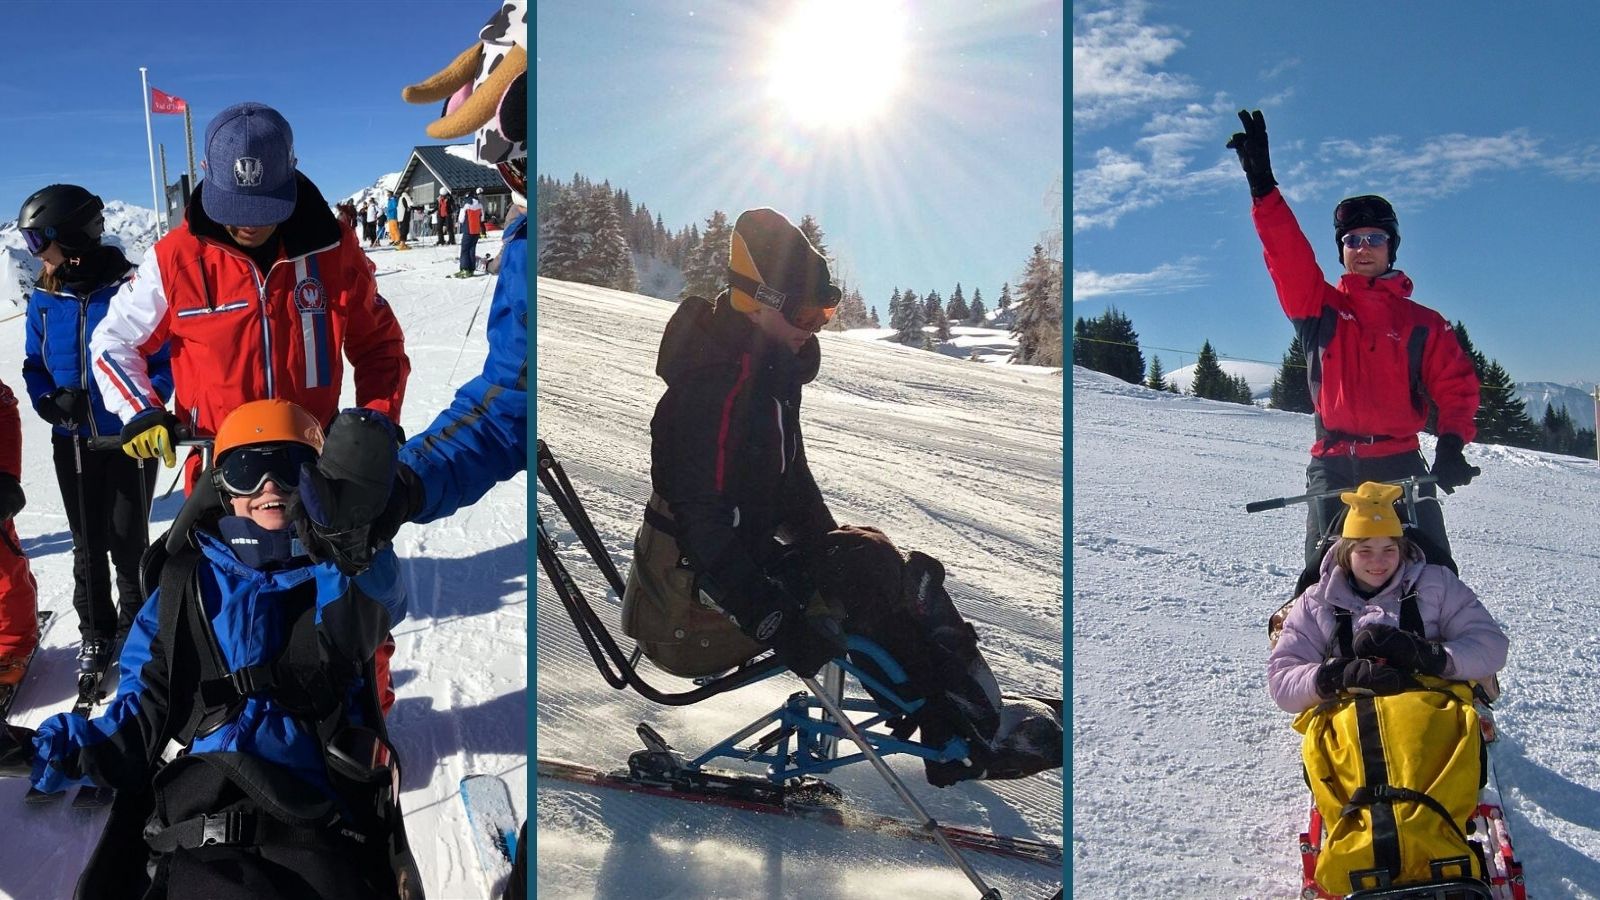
[1333,194,1399,265]
[17,184,105,255]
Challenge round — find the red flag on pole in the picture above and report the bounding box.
[151,87,187,115]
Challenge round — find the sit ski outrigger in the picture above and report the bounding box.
[1249,477,1524,900]
[536,440,1062,899]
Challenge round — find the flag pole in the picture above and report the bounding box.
[184,105,197,193]
[139,67,164,231]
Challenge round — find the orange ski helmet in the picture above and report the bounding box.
[213,399,325,461]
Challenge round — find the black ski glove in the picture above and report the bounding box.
[1314,657,1352,699]
[1431,434,1479,494]
[293,408,418,577]
[37,388,89,429]
[0,723,37,778]
[1352,623,1449,676]
[1226,109,1278,198]
[0,474,23,524]
[1339,658,1420,696]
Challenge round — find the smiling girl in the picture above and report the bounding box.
[1267,481,1508,714]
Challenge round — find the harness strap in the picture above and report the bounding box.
[144,809,363,853]
[1333,589,1423,659]
[1340,783,1473,851]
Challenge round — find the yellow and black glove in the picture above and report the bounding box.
[119,409,180,468]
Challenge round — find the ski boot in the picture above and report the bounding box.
[76,636,112,695]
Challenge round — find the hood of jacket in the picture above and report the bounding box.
[185,171,342,259]
[656,291,820,388]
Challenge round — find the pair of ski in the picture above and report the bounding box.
[23,657,116,810]
[535,755,1064,869]
[460,773,522,896]
[0,611,55,722]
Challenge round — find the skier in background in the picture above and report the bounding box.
[456,190,485,276]
[436,188,455,246]
[0,378,38,688]
[18,183,172,675]
[1228,110,1482,584]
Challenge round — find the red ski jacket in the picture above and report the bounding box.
[91,174,408,438]
[1251,190,1479,459]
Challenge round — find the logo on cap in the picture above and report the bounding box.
[235,157,264,187]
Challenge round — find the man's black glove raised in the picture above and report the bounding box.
[0,723,36,779]
[37,388,89,429]
[292,408,419,576]
[0,474,24,524]
[1226,109,1278,198]
[1430,434,1479,494]
[1352,623,1449,676]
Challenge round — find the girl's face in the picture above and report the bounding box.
[1348,537,1401,591]
[36,242,65,272]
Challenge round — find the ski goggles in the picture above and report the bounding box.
[20,228,51,256]
[728,269,841,333]
[1339,232,1391,249]
[216,442,318,496]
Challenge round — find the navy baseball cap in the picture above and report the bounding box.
[201,102,298,227]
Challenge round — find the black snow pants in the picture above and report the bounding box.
[52,433,157,642]
[1302,449,1453,584]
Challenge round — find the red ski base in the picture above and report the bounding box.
[1296,797,1525,898]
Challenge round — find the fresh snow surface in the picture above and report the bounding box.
[1072,365,1600,898]
[0,235,525,900]
[536,277,1065,899]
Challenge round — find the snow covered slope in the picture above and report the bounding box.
[535,278,1064,899]
[1072,365,1600,898]
[0,235,525,899]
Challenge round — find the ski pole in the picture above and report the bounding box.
[70,433,101,684]
[800,675,1002,900]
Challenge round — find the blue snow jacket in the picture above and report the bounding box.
[399,213,527,522]
[23,266,173,439]
[29,529,406,798]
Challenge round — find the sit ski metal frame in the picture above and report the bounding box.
[536,438,1014,898]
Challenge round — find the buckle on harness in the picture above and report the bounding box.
[200,811,245,847]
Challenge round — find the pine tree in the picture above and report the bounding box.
[968,288,987,324]
[1145,356,1170,392]
[1096,307,1143,383]
[1231,373,1255,405]
[1072,317,1098,372]
[1452,322,1540,448]
[897,288,928,347]
[831,286,870,330]
[536,184,590,281]
[946,283,969,323]
[923,290,942,322]
[869,305,881,327]
[579,187,637,292]
[679,210,731,301]
[931,302,951,342]
[1268,334,1315,413]
[1010,244,1064,366]
[798,214,827,258]
[888,288,905,333]
[1189,341,1231,400]
[998,282,1012,310]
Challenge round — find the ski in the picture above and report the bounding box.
[460,774,519,892]
[536,756,1063,867]
[0,611,55,721]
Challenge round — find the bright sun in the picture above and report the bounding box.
[766,1,909,130]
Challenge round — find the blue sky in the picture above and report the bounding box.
[1073,1,1600,384]
[0,0,487,223]
[536,0,1063,319]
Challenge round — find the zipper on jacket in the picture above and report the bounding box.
[199,235,340,402]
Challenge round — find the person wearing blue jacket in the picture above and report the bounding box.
[17,183,173,674]
[0,399,418,900]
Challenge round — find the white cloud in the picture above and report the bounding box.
[1283,130,1545,204]
[1072,260,1207,301]
[1072,2,1195,129]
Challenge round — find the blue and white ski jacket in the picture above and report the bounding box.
[29,531,406,797]
[23,276,173,439]
[399,213,527,522]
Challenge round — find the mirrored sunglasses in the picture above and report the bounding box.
[1340,232,1390,249]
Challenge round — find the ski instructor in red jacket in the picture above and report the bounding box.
[91,102,409,489]
[1228,109,1481,579]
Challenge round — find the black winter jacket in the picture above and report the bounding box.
[649,293,836,625]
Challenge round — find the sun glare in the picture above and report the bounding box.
[766,1,909,130]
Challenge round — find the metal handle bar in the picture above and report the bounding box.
[1244,475,1437,514]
